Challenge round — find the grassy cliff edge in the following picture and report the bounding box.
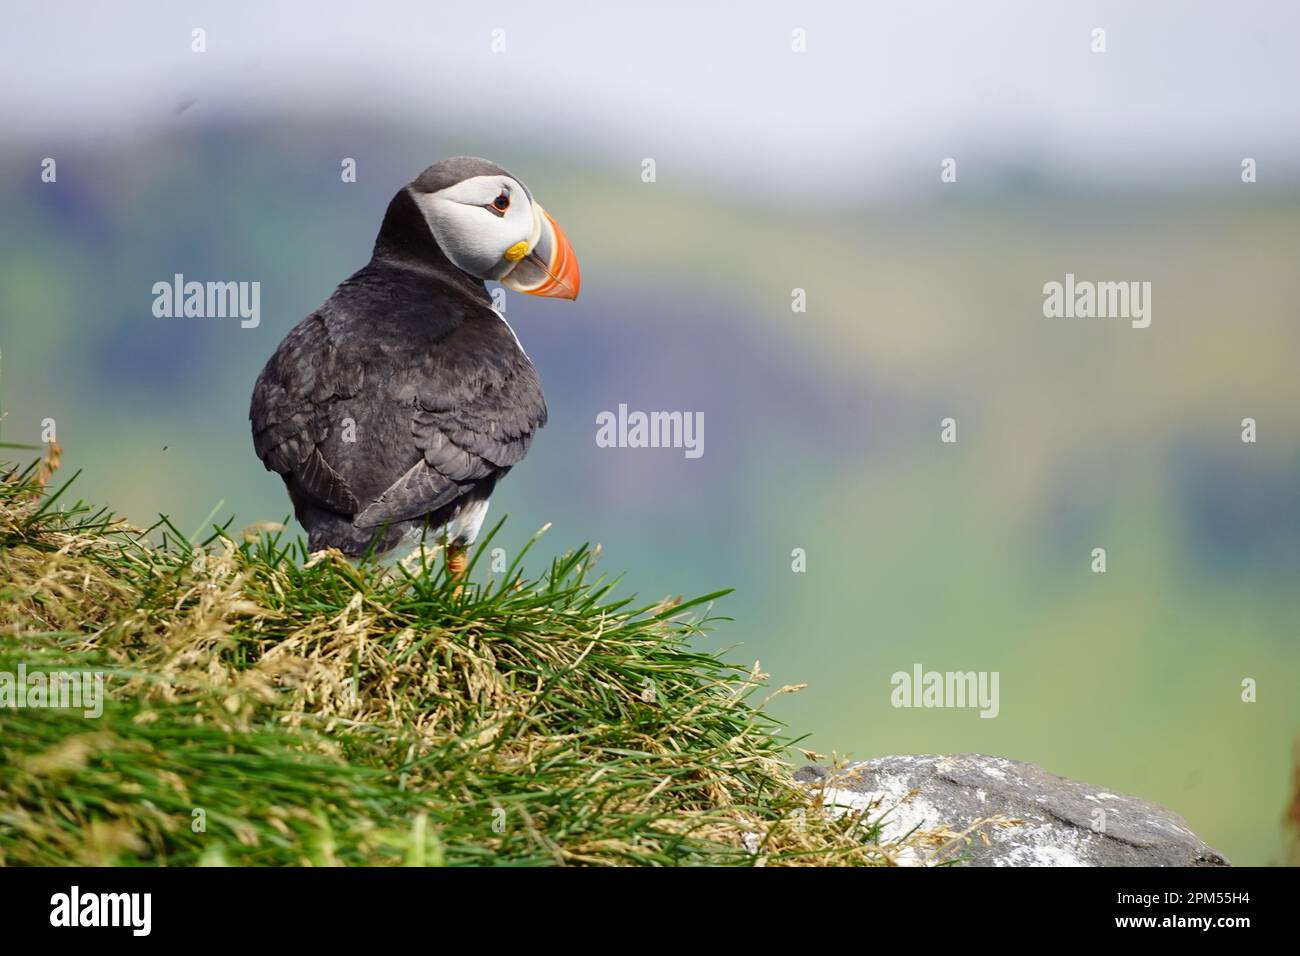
[0,460,895,866]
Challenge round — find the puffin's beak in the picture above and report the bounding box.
[501,205,581,300]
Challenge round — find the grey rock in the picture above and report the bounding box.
[798,753,1228,867]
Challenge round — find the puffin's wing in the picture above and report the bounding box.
[354,321,547,529]
[249,312,361,514]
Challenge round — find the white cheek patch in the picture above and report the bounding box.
[410,177,533,280]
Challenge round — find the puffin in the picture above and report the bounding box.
[249,157,580,576]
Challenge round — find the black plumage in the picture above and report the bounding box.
[249,160,547,556]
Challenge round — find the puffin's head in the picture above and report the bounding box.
[406,156,580,299]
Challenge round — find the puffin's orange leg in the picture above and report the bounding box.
[447,543,469,596]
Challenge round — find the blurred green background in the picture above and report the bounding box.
[2,1,1297,865]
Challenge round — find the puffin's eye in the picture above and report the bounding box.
[492,192,510,211]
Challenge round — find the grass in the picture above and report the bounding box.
[0,457,900,866]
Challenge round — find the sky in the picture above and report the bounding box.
[6,1,1300,199]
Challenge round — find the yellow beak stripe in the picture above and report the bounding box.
[503,241,529,262]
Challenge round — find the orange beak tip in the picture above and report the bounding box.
[539,210,581,301]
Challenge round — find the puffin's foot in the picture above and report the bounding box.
[447,543,468,597]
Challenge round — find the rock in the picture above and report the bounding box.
[796,754,1228,867]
